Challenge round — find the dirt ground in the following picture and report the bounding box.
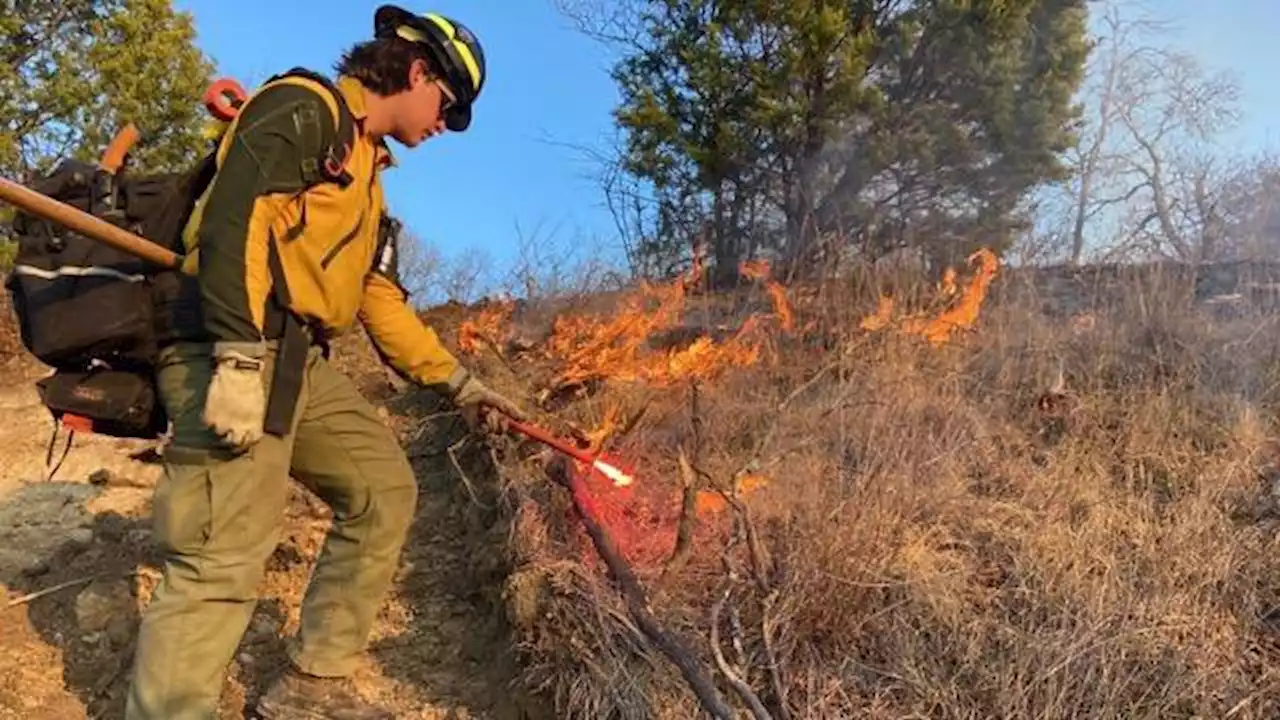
[0,353,526,719]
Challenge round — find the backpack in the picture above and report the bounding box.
[3,67,355,473]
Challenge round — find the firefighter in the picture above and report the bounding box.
[123,7,521,719]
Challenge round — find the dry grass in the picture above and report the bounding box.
[481,262,1280,720]
[5,260,1280,719]
[0,291,24,366]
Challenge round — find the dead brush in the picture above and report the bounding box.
[438,259,1280,719]
[0,292,24,365]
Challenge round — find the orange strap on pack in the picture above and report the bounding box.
[99,123,140,174]
[203,77,248,121]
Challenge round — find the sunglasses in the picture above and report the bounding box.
[436,81,456,113]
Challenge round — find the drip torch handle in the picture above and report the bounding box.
[490,410,596,466]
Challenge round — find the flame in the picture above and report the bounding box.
[583,404,622,454]
[860,248,1000,346]
[938,267,958,297]
[859,295,895,332]
[738,260,769,280]
[458,299,515,354]
[455,254,796,393]
[694,473,768,514]
[547,278,687,387]
[544,259,774,389]
[590,457,633,487]
[662,334,760,380]
[739,260,794,333]
[452,254,801,496]
[903,248,999,346]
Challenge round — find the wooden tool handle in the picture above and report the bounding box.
[99,123,140,174]
[0,176,185,271]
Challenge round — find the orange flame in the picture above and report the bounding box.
[456,256,795,391]
[903,248,999,346]
[545,260,774,389]
[583,404,622,454]
[739,260,794,333]
[938,267,958,298]
[458,299,515,354]
[453,255,800,492]
[861,248,1000,346]
[859,295,895,332]
[694,474,768,514]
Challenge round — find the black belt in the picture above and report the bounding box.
[261,240,325,437]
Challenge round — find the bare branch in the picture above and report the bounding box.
[545,457,737,720]
[1055,0,1247,263]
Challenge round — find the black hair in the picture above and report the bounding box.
[334,37,438,95]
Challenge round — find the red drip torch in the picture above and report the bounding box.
[496,413,634,487]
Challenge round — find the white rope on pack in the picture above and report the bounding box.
[11,264,146,283]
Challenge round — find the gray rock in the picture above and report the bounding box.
[66,527,93,549]
[74,578,134,634]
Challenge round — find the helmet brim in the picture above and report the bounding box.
[445,103,471,132]
[374,5,417,38]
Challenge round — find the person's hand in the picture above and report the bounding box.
[203,341,267,450]
[446,367,526,435]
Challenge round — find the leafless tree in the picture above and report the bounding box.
[1041,0,1247,265]
[497,219,627,301]
[1204,151,1280,260]
[395,226,494,307]
[437,246,494,305]
[1061,1,1171,265]
[1113,49,1242,261]
[395,226,444,303]
[552,0,646,48]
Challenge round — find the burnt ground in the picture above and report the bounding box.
[0,343,530,719]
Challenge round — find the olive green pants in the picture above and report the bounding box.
[124,341,419,719]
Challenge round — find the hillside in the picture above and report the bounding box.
[0,291,522,719]
[5,256,1280,718]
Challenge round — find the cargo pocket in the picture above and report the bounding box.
[154,341,224,451]
[151,464,214,556]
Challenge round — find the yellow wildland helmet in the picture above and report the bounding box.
[373,5,486,131]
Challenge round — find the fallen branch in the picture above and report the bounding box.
[664,447,701,576]
[711,584,774,720]
[447,436,492,509]
[712,511,776,720]
[666,381,708,575]
[545,456,736,720]
[759,588,791,720]
[6,572,133,608]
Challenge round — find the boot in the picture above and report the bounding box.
[255,668,394,720]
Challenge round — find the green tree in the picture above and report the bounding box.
[0,0,215,180]
[563,0,1090,281]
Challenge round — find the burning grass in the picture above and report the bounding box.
[432,257,1280,719]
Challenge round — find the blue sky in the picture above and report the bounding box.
[172,0,1280,277]
[1154,0,1280,148]
[172,0,627,281]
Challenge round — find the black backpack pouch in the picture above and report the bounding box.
[35,367,167,439]
[5,159,158,370]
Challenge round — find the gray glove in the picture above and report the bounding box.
[446,366,526,435]
[203,341,267,450]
